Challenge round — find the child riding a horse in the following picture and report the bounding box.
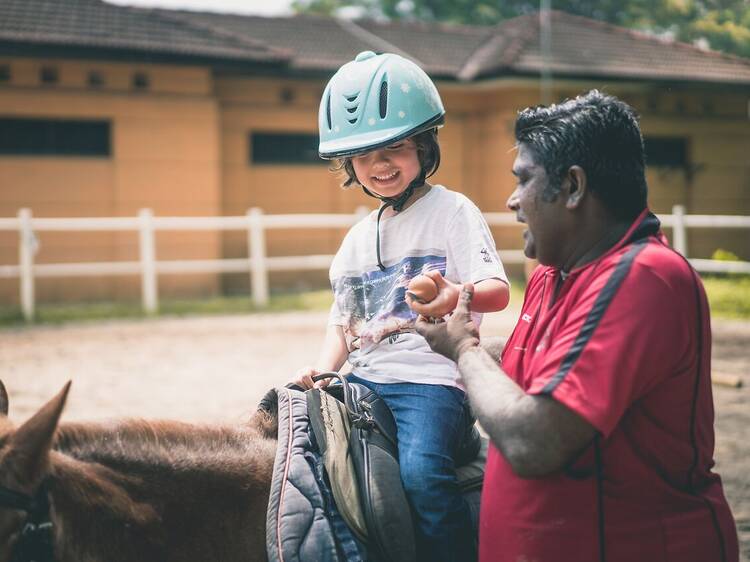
[293,51,510,562]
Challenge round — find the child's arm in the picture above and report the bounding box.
[406,271,509,318]
[293,324,348,389]
[471,278,510,313]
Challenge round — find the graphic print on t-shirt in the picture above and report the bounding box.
[332,255,446,352]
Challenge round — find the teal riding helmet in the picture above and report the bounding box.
[318,51,445,159]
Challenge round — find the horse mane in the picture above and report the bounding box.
[43,412,278,559]
[55,416,275,470]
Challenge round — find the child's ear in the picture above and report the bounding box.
[565,165,587,209]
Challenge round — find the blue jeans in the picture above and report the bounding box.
[348,374,476,562]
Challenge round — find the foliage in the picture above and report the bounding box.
[711,248,742,262]
[292,0,750,58]
[702,276,750,319]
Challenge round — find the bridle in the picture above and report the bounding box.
[0,483,55,562]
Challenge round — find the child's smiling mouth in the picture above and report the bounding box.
[372,170,401,185]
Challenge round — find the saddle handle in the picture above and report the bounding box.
[312,371,357,416]
[313,372,397,444]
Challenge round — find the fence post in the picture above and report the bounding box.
[138,208,158,314]
[18,208,36,322]
[672,204,688,257]
[247,207,269,306]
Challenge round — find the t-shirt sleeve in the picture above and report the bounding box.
[327,299,345,327]
[446,199,508,285]
[525,263,691,437]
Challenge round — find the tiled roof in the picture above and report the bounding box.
[352,19,495,77]
[2,0,749,86]
[461,11,750,85]
[155,12,375,72]
[0,0,288,63]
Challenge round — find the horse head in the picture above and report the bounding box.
[0,380,70,562]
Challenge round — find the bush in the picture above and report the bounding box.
[702,277,750,319]
[711,248,741,262]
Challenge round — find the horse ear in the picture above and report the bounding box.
[9,381,71,482]
[0,380,8,416]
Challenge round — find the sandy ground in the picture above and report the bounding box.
[1,307,748,560]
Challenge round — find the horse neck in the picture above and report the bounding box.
[45,418,276,562]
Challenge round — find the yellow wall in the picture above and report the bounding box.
[0,57,222,304]
[1,57,748,306]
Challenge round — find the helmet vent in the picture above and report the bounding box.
[346,94,359,102]
[348,118,357,124]
[325,92,332,130]
[378,79,388,119]
[346,106,357,114]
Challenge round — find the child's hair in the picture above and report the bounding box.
[331,129,441,189]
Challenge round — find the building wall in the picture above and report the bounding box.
[634,90,750,260]
[459,84,750,264]
[0,58,747,306]
[0,57,222,305]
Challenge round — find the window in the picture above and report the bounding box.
[88,71,105,88]
[40,66,58,84]
[0,118,111,157]
[643,136,688,168]
[132,71,149,90]
[250,132,324,165]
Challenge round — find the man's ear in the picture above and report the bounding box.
[564,165,587,209]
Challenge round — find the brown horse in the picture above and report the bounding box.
[0,380,278,562]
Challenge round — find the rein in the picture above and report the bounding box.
[0,483,56,562]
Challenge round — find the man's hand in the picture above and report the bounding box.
[415,283,480,362]
[405,270,460,319]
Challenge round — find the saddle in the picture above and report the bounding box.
[308,372,413,561]
[260,377,485,562]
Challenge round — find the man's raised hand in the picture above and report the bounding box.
[415,283,480,362]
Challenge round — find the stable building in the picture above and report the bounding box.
[1,0,749,305]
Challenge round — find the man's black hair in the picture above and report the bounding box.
[515,90,648,221]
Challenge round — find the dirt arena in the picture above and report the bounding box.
[1,306,748,560]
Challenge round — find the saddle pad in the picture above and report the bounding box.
[307,389,369,542]
[266,387,343,562]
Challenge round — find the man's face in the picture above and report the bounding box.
[507,143,566,266]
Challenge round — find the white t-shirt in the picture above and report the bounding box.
[328,185,508,388]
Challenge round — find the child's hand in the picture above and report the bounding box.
[291,366,332,390]
[405,270,461,319]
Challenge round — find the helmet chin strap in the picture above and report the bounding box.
[362,169,427,271]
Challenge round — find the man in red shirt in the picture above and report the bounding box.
[415,90,738,561]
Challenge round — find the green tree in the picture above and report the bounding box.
[291,0,750,58]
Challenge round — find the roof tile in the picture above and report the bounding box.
[1,1,749,85]
[0,0,288,63]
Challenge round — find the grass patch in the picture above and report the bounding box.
[508,277,526,307]
[702,276,750,320]
[3,275,743,327]
[0,290,334,328]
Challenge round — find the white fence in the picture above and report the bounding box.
[0,204,748,322]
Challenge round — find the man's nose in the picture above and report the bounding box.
[506,188,519,211]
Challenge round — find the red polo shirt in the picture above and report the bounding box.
[481,210,738,562]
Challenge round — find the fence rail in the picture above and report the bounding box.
[1,204,748,322]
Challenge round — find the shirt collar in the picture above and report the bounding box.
[560,208,660,278]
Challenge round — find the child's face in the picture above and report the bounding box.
[352,138,421,199]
